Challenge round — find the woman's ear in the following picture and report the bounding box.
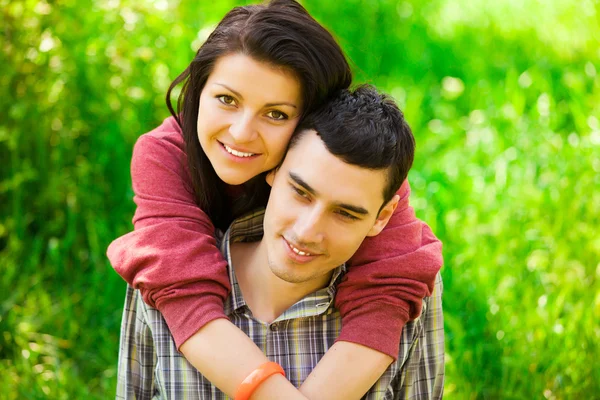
[366,194,400,237]
[266,169,277,186]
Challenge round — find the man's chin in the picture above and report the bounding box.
[268,262,310,285]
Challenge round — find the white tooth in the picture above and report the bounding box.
[224,144,254,157]
[291,244,310,256]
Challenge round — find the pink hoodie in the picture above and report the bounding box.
[107,116,443,359]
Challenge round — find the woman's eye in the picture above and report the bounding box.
[267,110,288,120]
[217,95,236,106]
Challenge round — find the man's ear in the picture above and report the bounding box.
[266,169,277,187]
[366,194,400,237]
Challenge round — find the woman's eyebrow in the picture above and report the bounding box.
[214,83,243,99]
[264,101,297,109]
[214,83,297,108]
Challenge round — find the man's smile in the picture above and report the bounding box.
[282,236,322,264]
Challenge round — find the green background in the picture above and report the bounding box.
[2,0,599,398]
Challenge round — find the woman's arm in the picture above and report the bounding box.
[299,341,393,399]
[180,319,308,399]
[333,179,443,358]
[109,119,441,398]
[107,120,232,348]
[108,120,307,398]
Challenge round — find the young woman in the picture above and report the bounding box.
[108,0,443,398]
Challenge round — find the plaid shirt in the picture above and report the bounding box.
[116,210,444,399]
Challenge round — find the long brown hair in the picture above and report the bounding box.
[166,0,352,229]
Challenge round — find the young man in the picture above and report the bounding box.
[117,85,444,399]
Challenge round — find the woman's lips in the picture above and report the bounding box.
[218,141,260,160]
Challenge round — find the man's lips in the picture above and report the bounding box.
[283,237,322,258]
[282,238,319,264]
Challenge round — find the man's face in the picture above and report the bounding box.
[263,130,398,286]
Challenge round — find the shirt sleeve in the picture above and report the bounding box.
[116,286,156,400]
[417,273,445,399]
[107,128,231,349]
[362,274,445,399]
[394,274,445,399]
[334,179,443,359]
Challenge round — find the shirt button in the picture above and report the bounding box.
[270,323,279,331]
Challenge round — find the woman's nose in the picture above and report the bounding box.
[229,112,257,143]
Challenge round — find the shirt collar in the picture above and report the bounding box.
[220,208,346,316]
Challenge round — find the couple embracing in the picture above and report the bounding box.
[109,1,444,399]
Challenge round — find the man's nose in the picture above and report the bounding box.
[294,207,325,245]
[229,112,257,143]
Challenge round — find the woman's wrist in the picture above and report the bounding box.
[249,372,308,400]
[236,362,285,400]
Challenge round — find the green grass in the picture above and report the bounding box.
[1,0,598,398]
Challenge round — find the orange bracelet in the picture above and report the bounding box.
[235,361,286,400]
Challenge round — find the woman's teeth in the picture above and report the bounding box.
[224,144,255,158]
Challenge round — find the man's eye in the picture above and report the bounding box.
[337,210,359,221]
[266,110,288,120]
[292,186,309,199]
[217,95,236,106]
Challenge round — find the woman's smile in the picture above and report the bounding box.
[218,141,260,159]
[196,53,303,185]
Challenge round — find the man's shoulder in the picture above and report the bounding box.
[226,208,267,244]
[367,273,444,398]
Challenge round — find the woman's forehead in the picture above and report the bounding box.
[207,53,302,104]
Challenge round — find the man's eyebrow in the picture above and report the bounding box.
[334,202,370,216]
[289,172,370,216]
[289,172,317,195]
[215,83,297,108]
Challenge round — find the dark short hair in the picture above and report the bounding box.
[291,85,415,206]
[166,0,352,229]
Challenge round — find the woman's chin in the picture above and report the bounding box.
[215,169,254,186]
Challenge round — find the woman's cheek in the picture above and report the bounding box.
[279,127,296,150]
[265,134,291,164]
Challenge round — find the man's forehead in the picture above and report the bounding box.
[283,131,387,210]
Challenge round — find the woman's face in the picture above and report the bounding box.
[197,53,303,186]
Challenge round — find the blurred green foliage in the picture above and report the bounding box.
[1,0,599,398]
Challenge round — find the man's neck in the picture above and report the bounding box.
[230,239,329,323]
